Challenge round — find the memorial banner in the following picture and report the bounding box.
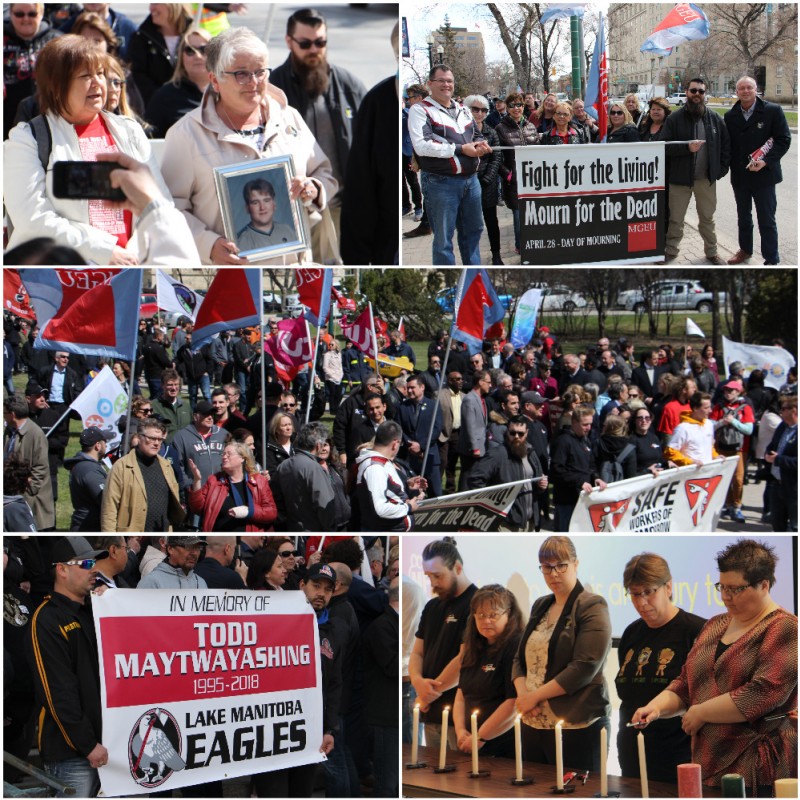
[515,141,666,265]
[569,456,738,532]
[93,590,325,797]
[414,480,526,531]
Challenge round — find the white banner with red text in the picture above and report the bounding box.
[414,480,526,531]
[569,456,739,532]
[92,590,325,797]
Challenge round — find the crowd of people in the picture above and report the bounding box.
[404,536,797,794]
[403,67,791,266]
[4,533,399,797]
[4,311,798,532]
[3,3,398,266]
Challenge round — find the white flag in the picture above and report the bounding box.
[156,270,203,322]
[722,336,796,390]
[69,365,128,448]
[685,317,705,337]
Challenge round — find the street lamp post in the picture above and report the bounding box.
[426,33,433,71]
[437,44,444,65]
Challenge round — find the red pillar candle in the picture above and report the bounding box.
[677,763,702,798]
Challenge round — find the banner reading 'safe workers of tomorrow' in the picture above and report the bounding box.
[569,456,739,533]
[93,590,324,797]
[515,142,666,265]
[414,480,527,531]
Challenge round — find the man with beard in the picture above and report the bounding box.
[468,416,549,532]
[662,77,730,264]
[408,538,476,750]
[137,536,208,589]
[270,7,366,256]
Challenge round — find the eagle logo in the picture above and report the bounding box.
[128,708,185,787]
[588,499,630,532]
[684,476,723,526]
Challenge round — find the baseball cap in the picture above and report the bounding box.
[724,379,744,391]
[539,326,550,334]
[306,563,337,585]
[521,391,546,405]
[25,380,49,397]
[79,427,116,447]
[167,536,208,548]
[194,400,214,416]
[51,536,109,564]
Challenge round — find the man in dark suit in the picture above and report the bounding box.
[39,352,82,410]
[764,395,797,531]
[397,374,443,496]
[724,76,792,265]
[632,349,668,407]
[558,353,590,394]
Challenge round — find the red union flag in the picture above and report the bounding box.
[264,318,312,368]
[294,267,332,327]
[3,269,36,320]
[339,307,377,358]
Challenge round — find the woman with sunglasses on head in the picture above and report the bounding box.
[606,102,640,143]
[162,25,336,265]
[616,553,705,782]
[495,92,540,256]
[145,27,212,138]
[633,539,797,796]
[453,585,524,759]
[513,536,612,773]
[464,93,504,265]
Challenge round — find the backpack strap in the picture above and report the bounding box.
[29,115,52,173]
[616,443,636,464]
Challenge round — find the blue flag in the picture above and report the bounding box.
[540,3,585,24]
[584,12,608,142]
[510,289,544,349]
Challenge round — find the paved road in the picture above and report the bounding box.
[115,3,399,92]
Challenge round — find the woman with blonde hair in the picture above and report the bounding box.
[145,26,212,137]
[129,3,193,104]
[607,101,639,143]
[624,92,643,126]
[540,101,582,145]
[264,411,295,474]
[188,441,277,531]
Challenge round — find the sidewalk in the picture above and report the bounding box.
[402,199,737,266]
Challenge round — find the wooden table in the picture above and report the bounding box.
[403,745,722,798]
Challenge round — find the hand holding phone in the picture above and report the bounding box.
[52,161,125,201]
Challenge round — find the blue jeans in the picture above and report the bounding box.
[732,182,779,263]
[147,378,161,399]
[323,715,359,797]
[188,374,211,410]
[235,370,248,408]
[45,758,100,798]
[555,503,577,532]
[371,725,399,797]
[421,171,484,265]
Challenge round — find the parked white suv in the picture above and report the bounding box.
[667,92,687,106]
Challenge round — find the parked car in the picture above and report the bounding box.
[435,286,512,314]
[540,286,587,312]
[140,293,158,319]
[667,92,687,106]
[263,291,283,313]
[617,280,725,313]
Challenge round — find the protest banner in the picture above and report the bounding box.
[413,480,527,531]
[93,590,325,797]
[515,141,666,265]
[68,365,128,448]
[722,336,796,390]
[569,456,739,532]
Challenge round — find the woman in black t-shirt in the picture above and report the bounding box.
[453,585,524,759]
[616,553,705,783]
[631,406,669,475]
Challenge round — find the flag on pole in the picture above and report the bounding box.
[540,3,586,23]
[295,267,333,327]
[450,269,506,354]
[332,286,356,312]
[584,12,608,142]
[685,317,706,337]
[156,270,203,322]
[264,318,313,384]
[640,3,709,56]
[722,336,796,391]
[510,289,544,349]
[398,317,406,341]
[18,269,142,360]
[192,268,261,351]
[69,365,128,448]
[340,306,378,358]
[3,268,36,320]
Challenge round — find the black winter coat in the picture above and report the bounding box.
[663,106,730,186]
[495,116,540,209]
[596,434,638,481]
[606,124,640,143]
[476,123,502,207]
[724,97,791,189]
[63,452,107,531]
[129,15,184,105]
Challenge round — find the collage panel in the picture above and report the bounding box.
[401,533,799,797]
[400,2,798,267]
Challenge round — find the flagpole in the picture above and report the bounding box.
[420,269,466,482]
[305,319,322,425]
[122,269,143,456]
[260,269,267,470]
[368,301,379,375]
[44,405,74,438]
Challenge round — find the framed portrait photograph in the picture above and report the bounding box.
[213,154,310,262]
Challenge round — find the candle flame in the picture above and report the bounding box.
[516,713,522,721]
[444,706,450,711]
[473,710,479,715]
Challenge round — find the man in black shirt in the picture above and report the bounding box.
[193,536,247,589]
[409,539,476,750]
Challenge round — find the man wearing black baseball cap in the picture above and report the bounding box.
[254,562,341,797]
[27,537,109,796]
[63,428,116,532]
[137,536,208,589]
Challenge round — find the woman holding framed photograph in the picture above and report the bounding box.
[161,26,336,265]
